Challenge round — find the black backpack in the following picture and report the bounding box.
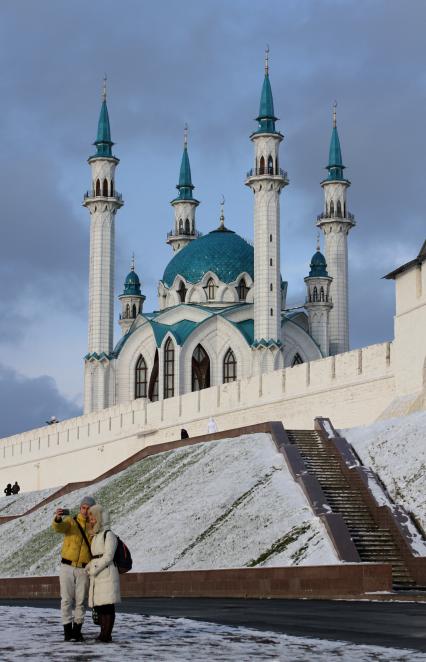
[104,530,133,574]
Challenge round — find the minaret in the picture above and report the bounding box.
[304,236,333,356]
[118,255,145,335]
[167,124,200,253]
[83,78,123,413]
[317,103,355,355]
[245,48,288,372]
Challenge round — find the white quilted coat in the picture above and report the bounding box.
[87,512,121,607]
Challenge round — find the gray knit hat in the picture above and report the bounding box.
[80,495,96,507]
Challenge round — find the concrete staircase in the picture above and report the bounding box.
[287,429,415,589]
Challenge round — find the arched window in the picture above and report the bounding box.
[148,350,159,402]
[125,304,130,319]
[259,156,265,175]
[319,287,325,302]
[206,278,216,300]
[179,219,183,233]
[135,355,147,399]
[102,178,109,196]
[223,348,237,383]
[292,353,304,366]
[344,202,347,217]
[111,179,114,196]
[237,278,248,301]
[185,218,190,234]
[337,200,342,217]
[313,286,318,302]
[267,155,274,174]
[163,338,175,399]
[132,304,137,318]
[330,200,334,216]
[95,179,101,196]
[177,281,187,303]
[275,157,279,174]
[192,344,210,391]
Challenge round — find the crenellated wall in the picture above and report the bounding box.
[0,341,397,491]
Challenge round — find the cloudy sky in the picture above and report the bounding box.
[0,0,424,437]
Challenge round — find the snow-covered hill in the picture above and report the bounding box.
[343,411,426,531]
[0,433,338,577]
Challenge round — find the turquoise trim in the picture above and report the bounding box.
[162,227,254,288]
[251,338,282,349]
[93,99,113,157]
[308,251,328,277]
[233,319,254,346]
[256,73,278,134]
[176,146,194,200]
[150,319,198,347]
[327,126,345,180]
[121,269,142,296]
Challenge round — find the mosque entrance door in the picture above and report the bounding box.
[192,344,210,391]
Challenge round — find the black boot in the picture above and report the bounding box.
[63,623,73,641]
[72,622,84,642]
[99,613,114,643]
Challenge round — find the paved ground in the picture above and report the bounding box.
[1,597,426,652]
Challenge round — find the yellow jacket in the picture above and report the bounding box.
[52,513,92,566]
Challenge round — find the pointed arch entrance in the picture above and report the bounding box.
[192,344,210,391]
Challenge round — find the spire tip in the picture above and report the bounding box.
[220,195,225,228]
[265,45,270,75]
[131,253,135,272]
[332,100,337,128]
[183,123,188,148]
[102,75,107,102]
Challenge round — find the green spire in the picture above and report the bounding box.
[256,47,278,134]
[176,124,194,200]
[93,76,114,158]
[327,102,345,180]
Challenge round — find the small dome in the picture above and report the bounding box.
[162,227,254,287]
[309,251,328,278]
[122,269,141,296]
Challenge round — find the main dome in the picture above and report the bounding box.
[162,227,254,287]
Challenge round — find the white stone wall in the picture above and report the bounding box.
[0,341,396,491]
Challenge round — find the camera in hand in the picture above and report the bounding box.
[61,509,70,516]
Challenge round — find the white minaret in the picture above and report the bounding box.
[83,78,123,413]
[118,255,145,336]
[246,49,288,373]
[317,103,355,355]
[304,237,333,356]
[166,125,200,253]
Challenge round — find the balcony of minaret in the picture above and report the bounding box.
[317,210,355,223]
[246,166,288,183]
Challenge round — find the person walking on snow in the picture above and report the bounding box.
[86,504,121,643]
[52,495,96,641]
[11,481,20,495]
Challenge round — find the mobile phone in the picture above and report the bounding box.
[61,509,70,516]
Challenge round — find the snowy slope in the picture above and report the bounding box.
[0,433,338,577]
[0,606,423,662]
[0,487,59,516]
[343,411,426,530]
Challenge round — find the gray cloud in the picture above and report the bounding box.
[0,364,81,438]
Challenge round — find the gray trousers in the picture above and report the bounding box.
[59,563,89,625]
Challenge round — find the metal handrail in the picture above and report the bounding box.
[167,229,203,239]
[246,167,288,180]
[84,191,123,201]
[317,211,355,222]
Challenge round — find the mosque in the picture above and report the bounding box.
[83,52,355,414]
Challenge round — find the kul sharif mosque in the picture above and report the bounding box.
[83,51,355,414]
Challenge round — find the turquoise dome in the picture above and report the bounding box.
[309,251,328,278]
[162,227,254,287]
[122,269,141,295]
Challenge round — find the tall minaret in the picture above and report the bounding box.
[166,124,200,253]
[317,103,355,355]
[304,236,333,357]
[246,48,288,372]
[83,78,123,413]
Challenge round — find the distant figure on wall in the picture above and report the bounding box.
[4,483,12,497]
[11,482,20,495]
[46,416,59,425]
[207,418,218,434]
[180,429,189,439]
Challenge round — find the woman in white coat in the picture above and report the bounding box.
[86,505,121,642]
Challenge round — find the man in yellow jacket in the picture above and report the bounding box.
[52,496,96,641]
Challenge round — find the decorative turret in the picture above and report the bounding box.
[317,103,355,355]
[304,237,333,356]
[119,255,145,335]
[246,48,288,373]
[83,77,123,413]
[167,125,200,253]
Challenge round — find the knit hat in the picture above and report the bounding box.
[80,495,96,507]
